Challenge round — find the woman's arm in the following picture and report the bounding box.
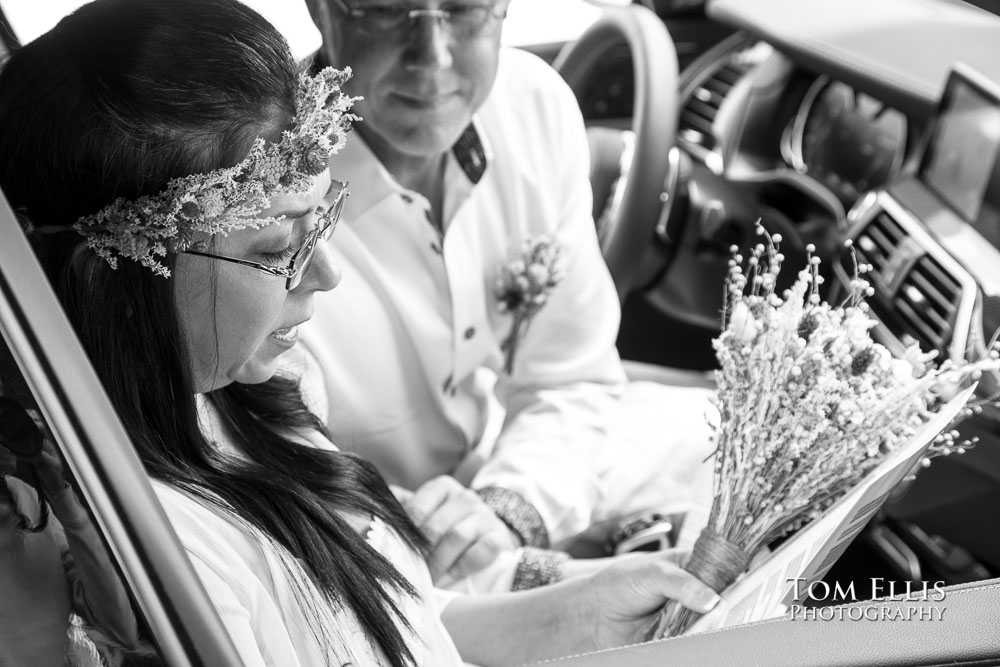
[440,550,720,667]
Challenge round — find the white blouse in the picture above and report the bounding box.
[152,393,466,666]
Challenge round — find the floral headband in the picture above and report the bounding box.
[36,67,358,277]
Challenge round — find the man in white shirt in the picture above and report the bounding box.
[302,0,715,587]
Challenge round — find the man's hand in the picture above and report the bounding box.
[398,475,521,584]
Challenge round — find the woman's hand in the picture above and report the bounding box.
[442,548,720,666]
[576,549,720,651]
[398,475,520,583]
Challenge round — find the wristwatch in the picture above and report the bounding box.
[609,512,677,555]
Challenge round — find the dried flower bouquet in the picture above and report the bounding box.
[649,226,998,639]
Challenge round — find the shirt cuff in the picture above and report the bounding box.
[511,546,569,591]
[477,486,549,549]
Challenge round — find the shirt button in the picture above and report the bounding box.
[464,327,476,340]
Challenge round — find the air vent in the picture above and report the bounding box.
[679,60,749,153]
[848,210,960,357]
[678,42,771,157]
[893,255,960,355]
[852,211,906,283]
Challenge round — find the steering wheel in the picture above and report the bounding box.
[554,5,679,303]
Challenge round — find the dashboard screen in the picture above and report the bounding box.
[921,66,1000,246]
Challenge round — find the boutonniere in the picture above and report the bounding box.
[494,235,566,374]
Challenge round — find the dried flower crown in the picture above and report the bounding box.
[64,67,358,277]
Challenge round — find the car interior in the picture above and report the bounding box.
[552,0,1000,587]
[2,0,1000,664]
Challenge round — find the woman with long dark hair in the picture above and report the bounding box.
[0,1,718,664]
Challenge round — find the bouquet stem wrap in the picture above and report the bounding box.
[647,529,750,640]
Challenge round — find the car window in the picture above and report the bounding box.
[0,0,605,51]
[0,0,320,59]
[0,190,242,666]
[0,0,82,44]
[502,0,604,47]
[0,340,168,665]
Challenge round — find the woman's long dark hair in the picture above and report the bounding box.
[0,1,423,665]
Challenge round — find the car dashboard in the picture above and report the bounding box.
[669,0,1000,391]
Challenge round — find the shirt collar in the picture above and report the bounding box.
[327,127,400,220]
[452,117,492,184]
[328,119,494,220]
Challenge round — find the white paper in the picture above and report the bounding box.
[686,385,976,632]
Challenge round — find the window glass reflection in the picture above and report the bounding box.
[0,344,164,666]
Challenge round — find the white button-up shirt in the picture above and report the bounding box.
[304,48,627,544]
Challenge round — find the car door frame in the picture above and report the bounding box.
[0,189,243,667]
